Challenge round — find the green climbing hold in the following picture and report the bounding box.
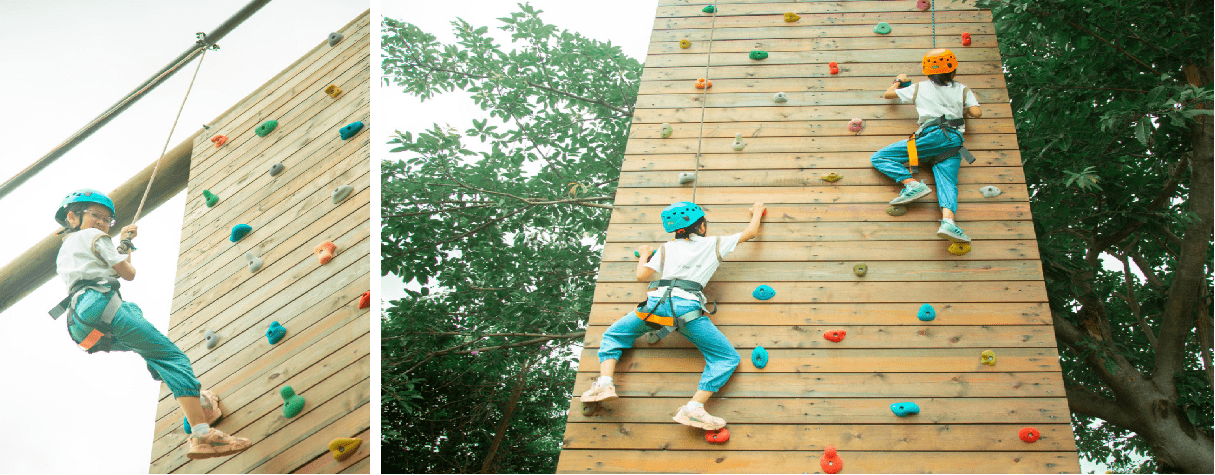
[255,120,278,137]
[702,5,717,13]
[853,264,867,277]
[203,190,219,208]
[873,22,892,35]
[281,385,306,418]
[749,50,768,60]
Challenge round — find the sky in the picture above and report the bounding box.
[0,1,367,473]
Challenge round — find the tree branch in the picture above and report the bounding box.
[1064,384,1146,434]
[1118,253,1158,346]
[406,58,631,115]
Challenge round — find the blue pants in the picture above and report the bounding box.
[71,290,202,398]
[598,296,740,392]
[870,126,964,213]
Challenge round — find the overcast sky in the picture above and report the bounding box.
[0,1,366,472]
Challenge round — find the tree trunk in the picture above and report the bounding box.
[480,358,533,473]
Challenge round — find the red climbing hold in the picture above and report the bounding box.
[820,445,843,474]
[962,32,972,46]
[210,135,227,148]
[829,61,839,75]
[824,330,846,343]
[315,241,337,264]
[358,291,371,309]
[705,428,730,443]
[1019,427,1040,443]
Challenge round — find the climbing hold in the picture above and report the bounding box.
[962,32,972,46]
[918,303,936,321]
[732,133,746,151]
[848,118,865,133]
[885,205,908,216]
[1019,427,1040,443]
[332,185,354,203]
[824,330,846,343]
[269,163,285,176]
[210,135,227,148]
[751,346,769,369]
[678,172,696,184]
[981,350,997,366]
[822,173,843,183]
[820,445,843,474]
[267,321,286,344]
[784,12,800,22]
[315,241,337,264]
[634,249,657,259]
[694,78,712,89]
[328,438,362,462]
[580,401,597,416]
[339,121,364,140]
[679,39,691,49]
[183,416,192,434]
[324,84,342,98]
[661,123,673,138]
[203,190,219,208]
[358,291,372,310]
[702,5,716,13]
[873,22,892,35]
[979,185,1001,198]
[645,331,661,344]
[281,385,306,418]
[916,0,931,11]
[205,330,220,350]
[749,50,768,60]
[328,32,343,46]
[853,263,867,277]
[230,224,252,242]
[829,61,839,75]
[255,120,278,137]
[891,402,921,417]
[705,428,730,443]
[948,242,972,256]
[773,92,787,103]
[752,285,775,300]
[246,251,263,273]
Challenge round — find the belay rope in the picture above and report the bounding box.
[691,6,719,202]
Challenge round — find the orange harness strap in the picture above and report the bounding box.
[78,328,107,351]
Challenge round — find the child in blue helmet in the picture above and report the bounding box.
[870,49,982,242]
[580,201,765,430]
[52,189,250,460]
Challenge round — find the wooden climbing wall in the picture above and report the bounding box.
[558,1,1081,473]
[148,10,370,474]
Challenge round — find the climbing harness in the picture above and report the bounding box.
[691,6,720,202]
[47,233,125,352]
[638,240,721,342]
[905,115,976,174]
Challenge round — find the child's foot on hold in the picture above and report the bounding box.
[580,379,618,403]
[186,427,251,460]
[200,390,223,425]
[890,181,931,205]
[673,403,726,430]
[936,220,972,242]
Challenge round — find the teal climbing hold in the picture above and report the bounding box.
[230,224,252,242]
[752,285,775,300]
[328,32,343,47]
[203,190,219,208]
[183,415,191,434]
[891,402,920,417]
[281,385,306,418]
[702,5,716,13]
[749,50,768,60]
[332,185,354,203]
[873,22,892,34]
[751,346,769,369]
[267,321,286,344]
[918,303,936,321]
[256,120,278,137]
[339,121,364,140]
[269,162,285,176]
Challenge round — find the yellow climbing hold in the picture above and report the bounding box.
[981,350,997,366]
[328,438,362,461]
[324,84,342,98]
[821,173,843,183]
[948,242,972,256]
[784,12,800,22]
[679,39,691,49]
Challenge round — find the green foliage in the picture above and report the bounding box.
[380,5,640,472]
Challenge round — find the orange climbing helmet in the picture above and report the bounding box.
[922,49,957,75]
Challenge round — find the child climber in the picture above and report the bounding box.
[581,201,765,430]
[871,49,982,242]
[50,189,250,460]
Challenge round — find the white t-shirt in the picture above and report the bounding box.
[644,233,742,301]
[896,80,979,133]
[57,228,126,292]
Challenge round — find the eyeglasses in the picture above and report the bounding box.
[85,210,115,225]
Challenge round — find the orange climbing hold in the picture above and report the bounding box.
[829,61,839,75]
[824,330,846,343]
[358,291,371,309]
[695,78,712,89]
[315,241,337,264]
[705,428,730,443]
[1019,427,1040,443]
[820,445,843,474]
[210,135,227,148]
[328,438,362,461]
[962,32,972,46]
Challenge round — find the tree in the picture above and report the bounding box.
[380,4,640,472]
[979,0,1213,472]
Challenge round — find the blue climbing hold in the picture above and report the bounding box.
[339,121,364,140]
[751,346,769,369]
[230,224,252,242]
[183,415,191,434]
[891,402,920,417]
[267,321,286,344]
[752,285,775,300]
[917,303,936,321]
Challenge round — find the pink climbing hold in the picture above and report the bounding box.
[916,0,931,11]
[848,118,864,133]
[315,241,337,264]
[820,445,843,474]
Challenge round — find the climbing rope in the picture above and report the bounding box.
[119,34,216,253]
[931,0,937,49]
[691,6,719,202]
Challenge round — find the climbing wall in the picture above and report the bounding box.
[148,10,370,474]
[558,1,1081,473]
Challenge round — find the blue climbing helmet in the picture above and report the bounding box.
[660,202,706,233]
[55,189,117,228]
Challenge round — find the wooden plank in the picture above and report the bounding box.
[640,61,1006,80]
[597,259,1044,282]
[632,102,1016,122]
[652,24,993,42]
[583,325,1059,349]
[619,168,1026,188]
[638,75,1008,94]
[635,88,1007,108]
[627,119,1014,138]
[557,450,1079,474]
[607,203,1031,224]
[656,0,981,16]
[643,48,1001,68]
[605,222,1036,243]
[609,185,1029,205]
[594,281,1048,303]
[340,457,371,474]
[650,35,1000,56]
[572,372,1067,398]
[247,401,371,474]
[293,428,371,474]
[589,302,1054,326]
[621,150,1025,170]
[576,347,1062,373]
[653,11,991,30]
[602,239,1041,261]
[625,134,1018,155]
